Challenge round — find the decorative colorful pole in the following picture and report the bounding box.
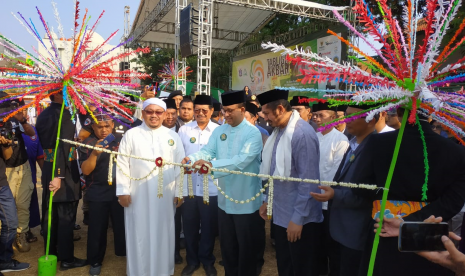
[367,79,415,275]
[38,85,66,276]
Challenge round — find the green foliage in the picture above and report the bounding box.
[133,48,175,86]
[134,48,231,91]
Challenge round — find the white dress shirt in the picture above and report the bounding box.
[178,120,219,196]
[317,128,349,210]
[380,125,395,133]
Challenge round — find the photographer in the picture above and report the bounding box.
[0,110,30,273]
[0,94,36,253]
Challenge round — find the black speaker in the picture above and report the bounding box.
[180,4,193,58]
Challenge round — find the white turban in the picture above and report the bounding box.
[142,98,166,111]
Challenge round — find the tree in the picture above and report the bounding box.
[362,0,464,51]
[134,48,231,92]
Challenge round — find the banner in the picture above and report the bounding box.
[317,34,342,91]
[232,34,341,94]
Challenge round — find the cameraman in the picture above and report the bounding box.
[0,94,36,253]
[0,112,30,273]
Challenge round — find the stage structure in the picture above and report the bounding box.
[127,0,354,95]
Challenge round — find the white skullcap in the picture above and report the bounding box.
[142,98,166,111]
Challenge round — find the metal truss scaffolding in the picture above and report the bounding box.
[196,0,213,95]
[128,0,175,48]
[174,0,187,94]
[131,0,354,95]
[213,0,351,22]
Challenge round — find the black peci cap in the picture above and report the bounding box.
[245,102,258,116]
[289,96,309,107]
[163,99,177,110]
[221,90,247,107]
[194,95,213,106]
[168,90,183,99]
[312,102,338,112]
[256,89,289,106]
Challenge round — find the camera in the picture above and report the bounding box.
[0,121,16,146]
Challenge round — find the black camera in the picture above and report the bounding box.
[0,121,16,146]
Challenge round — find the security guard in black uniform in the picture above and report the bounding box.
[78,112,126,276]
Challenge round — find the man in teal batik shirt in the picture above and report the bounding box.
[183,90,264,276]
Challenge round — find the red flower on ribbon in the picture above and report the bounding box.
[155,157,163,167]
[199,164,210,174]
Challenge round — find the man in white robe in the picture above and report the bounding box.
[117,98,185,276]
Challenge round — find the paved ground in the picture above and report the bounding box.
[6,170,279,276]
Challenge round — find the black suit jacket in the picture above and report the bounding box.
[329,134,374,251]
[353,121,465,276]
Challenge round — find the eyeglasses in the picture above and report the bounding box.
[194,109,210,114]
[143,110,164,116]
[223,108,240,115]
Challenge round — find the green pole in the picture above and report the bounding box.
[367,110,409,275]
[45,92,66,258]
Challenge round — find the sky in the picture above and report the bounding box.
[0,0,379,59]
[0,0,140,53]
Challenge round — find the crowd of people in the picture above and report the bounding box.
[0,85,465,276]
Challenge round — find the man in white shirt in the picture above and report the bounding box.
[178,95,219,276]
[178,98,195,127]
[312,101,349,275]
[375,110,395,133]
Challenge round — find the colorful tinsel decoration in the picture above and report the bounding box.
[157,59,192,91]
[263,0,465,145]
[263,0,465,274]
[0,1,151,123]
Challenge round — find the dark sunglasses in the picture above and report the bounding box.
[143,110,164,116]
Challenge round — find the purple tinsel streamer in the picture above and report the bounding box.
[74,25,89,65]
[317,113,368,132]
[103,110,132,129]
[82,36,134,71]
[429,73,465,87]
[35,6,65,73]
[17,12,46,49]
[17,12,61,72]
